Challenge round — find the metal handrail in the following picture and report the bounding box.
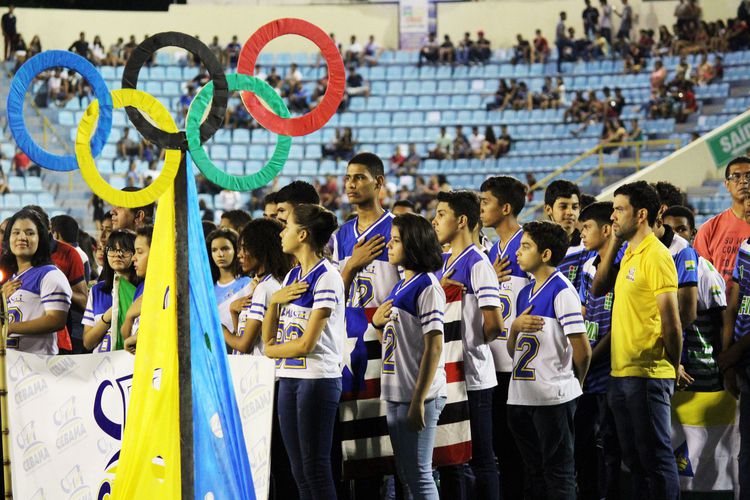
[524,138,683,218]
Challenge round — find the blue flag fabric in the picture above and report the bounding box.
[187,155,256,499]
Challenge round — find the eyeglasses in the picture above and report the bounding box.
[106,247,133,257]
[727,172,750,184]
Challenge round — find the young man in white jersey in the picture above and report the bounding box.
[508,220,591,500]
[330,152,402,499]
[479,175,529,500]
[433,190,503,500]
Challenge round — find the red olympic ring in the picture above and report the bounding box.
[237,18,346,137]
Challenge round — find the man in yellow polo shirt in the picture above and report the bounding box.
[607,181,682,499]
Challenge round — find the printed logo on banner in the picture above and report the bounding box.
[8,355,49,407]
[54,396,88,451]
[29,488,45,499]
[93,374,134,499]
[16,420,51,472]
[47,355,79,378]
[60,464,93,499]
[238,363,272,492]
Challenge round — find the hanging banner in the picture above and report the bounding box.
[5,350,275,500]
[398,0,432,51]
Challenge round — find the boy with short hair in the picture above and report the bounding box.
[508,220,592,500]
[577,201,620,500]
[544,180,592,291]
[433,190,503,500]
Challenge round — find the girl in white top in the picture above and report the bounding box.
[262,204,343,500]
[372,213,447,500]
[223,218,292,355]
[206,227,254,333]
[1,209,72,355]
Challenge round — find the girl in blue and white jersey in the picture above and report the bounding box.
[0,209,72,355]
[262,204,343,500]
[82,229,137,352]
[206,227,254,333]
[224,218,292,355]
[372,213,447,500]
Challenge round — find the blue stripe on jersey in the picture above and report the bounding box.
[733,240,750,365]
[487,229,526,279]
[385,273,434,318]
[335,211,394,263]
[284,260,330,308]
[579,256,612,394]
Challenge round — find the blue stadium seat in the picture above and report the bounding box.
[211,145,229,161]
[392,128,409,143]
[8,177,24,192]
[300,160,318,176]
[229,145,247,160]
[388,81,405,95]
[38,193,55,210]
[226,161,244,176]
[304,145,320,159]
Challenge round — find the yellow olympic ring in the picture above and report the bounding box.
[75,88,181,208]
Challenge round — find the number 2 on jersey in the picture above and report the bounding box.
[512,334,539,380]
[498,293,512,339]
[382,324,396,374]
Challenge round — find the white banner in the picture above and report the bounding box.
[5,350,275,500]
[398,0,430,51]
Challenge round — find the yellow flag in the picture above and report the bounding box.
[112,185,181,499]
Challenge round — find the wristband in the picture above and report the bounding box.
[371,321,386,330]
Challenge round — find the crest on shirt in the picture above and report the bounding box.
[685,260,696,272]
[626,267,636,282]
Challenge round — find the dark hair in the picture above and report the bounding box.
[544,180,581,207]
[579,201,614,226]
[613,181,661,226]
[23,204,49,229]
[78,230,98,281]
[0,209,53,276]
[202,220,217,237]
[480,176,527,216]
[119,187,155,223]
[725,156,750,179]
[579,193,596,210]
[276,180,320,206]
[135,224,154,247]
[206,227,241,282]
[522,221,569,267]
[662,205,696,232]
[100,229,137,293]
[651,181,683,208]
[264,192,278,205]
[393,214,444,273]
[50,214,79,244]
[348,152,385,178]
[238,218,293,282]
[220,209,252,232]
[292,204,338,255]
[392,199,415,211]
[436,190,480,231]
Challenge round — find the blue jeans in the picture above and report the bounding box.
[507,399,577,500]
[738,365,750,500]
[607,377,679,500]
[277,377,342,500]
[439,388,500,500]
[386,397,446,500]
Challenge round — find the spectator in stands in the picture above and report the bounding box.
[600,119,627,154]
[226,100,255,130]
[336,127,356,161]
[266,67,281,89]
[583,0,600,39]
[456,32,475,65]
[225,35,241,68]
[694,52,715,84]
[218,188,242,213]
[525,172,538,201]
[486,79,510,111]
[714,54,724,81]
[439,34,455,64]
[611,87,626,117]
[91,35,105,65]
[69,32,91,60]
[345,66,370,99]
[650,60,668,91]
[479,126,497,160]
[656,25,673,56]
[68,70,93,108]
[117,128,141,160]
[105,37,124,66]
[498,79,519,112]
[613,0,633,41]
[636,29,655,57]
[564,90,586,123]
[363,35,382,66]
[389,146,406,174]
[468,126,485,158]
[319,175,340,210]
[122,35,137,60]
[452,126,471,159]
[284,63,303,88]
[2,5,16,61]
[47,68,67,106]
[568,27,592,61]
[391,200,415,216]
[345,35,363,66]
[12,148,39,177]
[288,81,310,113]
[496,124,512,157]
[694,156,750,286]
[628,118,643,142]
[476,30,492,63]
[533,29,550,63]
[208,36,223,66]
[27,35,41,58]
[511,34,531,65]
[727,18,750,51]
[126,161,141,189]
[512,82,530,111]
[556,11,571,72]
[599,0,613,43]
[403,143,421,174]
[592,29,610,58]
[430,126,453,160]
[419,32,439,67]
[0,164,9,195]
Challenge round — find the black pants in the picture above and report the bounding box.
[508,399,577,500]
[574,393,621,500]
[493,372,524,500]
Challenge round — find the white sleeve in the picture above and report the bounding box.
[554,287,586,336]
[40,269,73,314]
[418,284,446,335]
[702,265,727,310]
[312,271,343,311]
[247,280,280,323]
[82,289,95,327]
[471,259,502,309]
[329,231,341,271]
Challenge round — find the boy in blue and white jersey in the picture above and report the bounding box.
[576,202,621,500]
[433,190,503,500]
[479,175,529,500]
[544,180,593,292]
[507,221,591,500]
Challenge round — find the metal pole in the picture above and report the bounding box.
[0,287,12,498]
[174,157,193,500]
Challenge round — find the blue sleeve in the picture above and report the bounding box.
[733,248,744,283]
[674,247,698,287]
[578,272,589,304]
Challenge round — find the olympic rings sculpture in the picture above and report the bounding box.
[5,18,346,208]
